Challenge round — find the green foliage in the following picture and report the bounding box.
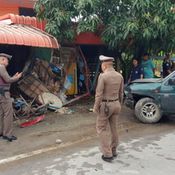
[35,0,175,54]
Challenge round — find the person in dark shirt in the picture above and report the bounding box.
[162,53,172,78]
[128,58,143,83]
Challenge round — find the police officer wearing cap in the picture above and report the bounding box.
[0,53,22,142]
[93,55,124,162]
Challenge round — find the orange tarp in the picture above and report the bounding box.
[75,32,103,45]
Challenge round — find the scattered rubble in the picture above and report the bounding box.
[19,115,45,128]
[11,47,90,128]
[55,107,74,115]
[55,139,62,144]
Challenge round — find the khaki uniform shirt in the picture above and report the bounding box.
[0,64,18,89]
[93,67,124,113]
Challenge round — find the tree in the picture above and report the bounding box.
[35,0,175,52]
[35,0,175,79]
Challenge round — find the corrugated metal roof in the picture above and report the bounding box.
[0,24,59,48]
[0,13,46,31]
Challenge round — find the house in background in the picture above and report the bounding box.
[0,0,36,16]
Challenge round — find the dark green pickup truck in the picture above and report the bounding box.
[124,71,175,123]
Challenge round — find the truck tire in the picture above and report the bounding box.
[135,97,162,123]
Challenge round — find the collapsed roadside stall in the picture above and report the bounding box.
[0,14,90,127]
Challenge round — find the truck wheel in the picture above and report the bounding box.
[135,98,162,123]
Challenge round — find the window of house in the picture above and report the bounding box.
[19,7,36,17]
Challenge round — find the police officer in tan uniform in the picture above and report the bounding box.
[0,53,22,142]
[93,55,124,162]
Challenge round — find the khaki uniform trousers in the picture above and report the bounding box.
[0,92,14,137]
[96,101,121,157]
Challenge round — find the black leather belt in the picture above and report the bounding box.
[0,89,9,92]
[102,99,118,102]
[0,87,9,91]
[0,88,9,96]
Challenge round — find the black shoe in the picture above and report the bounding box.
[101,155,113,162]
[11,135,17,140]
[113,153,118,158]
[112,148,118,158]
[3,136,13,142]
[2,135,17,142]
[0,134,3,137]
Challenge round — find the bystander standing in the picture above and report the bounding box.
[128,58,143,83]
[142,53,155,78]
[162,53,172,78]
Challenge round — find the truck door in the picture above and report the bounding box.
[160,73,175,113]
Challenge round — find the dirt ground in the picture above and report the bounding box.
[0,97,141,160]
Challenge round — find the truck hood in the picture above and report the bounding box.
[131,78,162,83]
[125,79,162,94]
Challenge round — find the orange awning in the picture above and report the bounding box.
[0,24,59,48]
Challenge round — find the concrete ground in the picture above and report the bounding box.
[0,98,141,161]
[0,118,175,175]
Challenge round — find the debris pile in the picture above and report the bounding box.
[12,47,89,123]
[14,58,64,117]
